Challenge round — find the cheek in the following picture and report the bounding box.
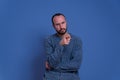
[54,26,60,31]
[63,24,67,28]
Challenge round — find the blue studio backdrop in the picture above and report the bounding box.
[0,0,120,80]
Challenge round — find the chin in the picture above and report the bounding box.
[58,32,66,35]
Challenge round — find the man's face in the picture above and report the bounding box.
[53,15,67,35]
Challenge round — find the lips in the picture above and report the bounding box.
[60,29,65,32]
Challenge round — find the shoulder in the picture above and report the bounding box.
[45,34,56,40]
[70,33,82,41]
[45,33,57,43]
[70,33,82,45]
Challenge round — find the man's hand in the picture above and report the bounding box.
[60,33,71,45]
[45,61,51,70]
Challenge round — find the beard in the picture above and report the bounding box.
[56,28,67,35]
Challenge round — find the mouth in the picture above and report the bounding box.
[60,29,65,32]
[56,28,67,35]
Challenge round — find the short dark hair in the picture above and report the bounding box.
[51,13,66,25]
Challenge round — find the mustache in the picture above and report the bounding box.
[59,28,65,31]
[56,28,67,35]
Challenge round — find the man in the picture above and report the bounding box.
[44,13,82,80]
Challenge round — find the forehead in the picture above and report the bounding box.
[53,15,66,23]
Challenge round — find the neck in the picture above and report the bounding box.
[57,32,68,37]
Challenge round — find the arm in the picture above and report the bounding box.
[59,38,82,70]
[45,38,64,68]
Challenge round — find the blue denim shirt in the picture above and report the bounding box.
[45,33,82,72]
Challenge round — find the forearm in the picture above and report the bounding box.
[59,53,82,70]
[46,44,64,68]
[59,38,83,70]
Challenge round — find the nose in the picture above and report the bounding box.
[59,24,64,29]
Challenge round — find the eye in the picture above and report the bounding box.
[56,24,59,26]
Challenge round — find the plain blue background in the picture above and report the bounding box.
[0,0,120,80]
